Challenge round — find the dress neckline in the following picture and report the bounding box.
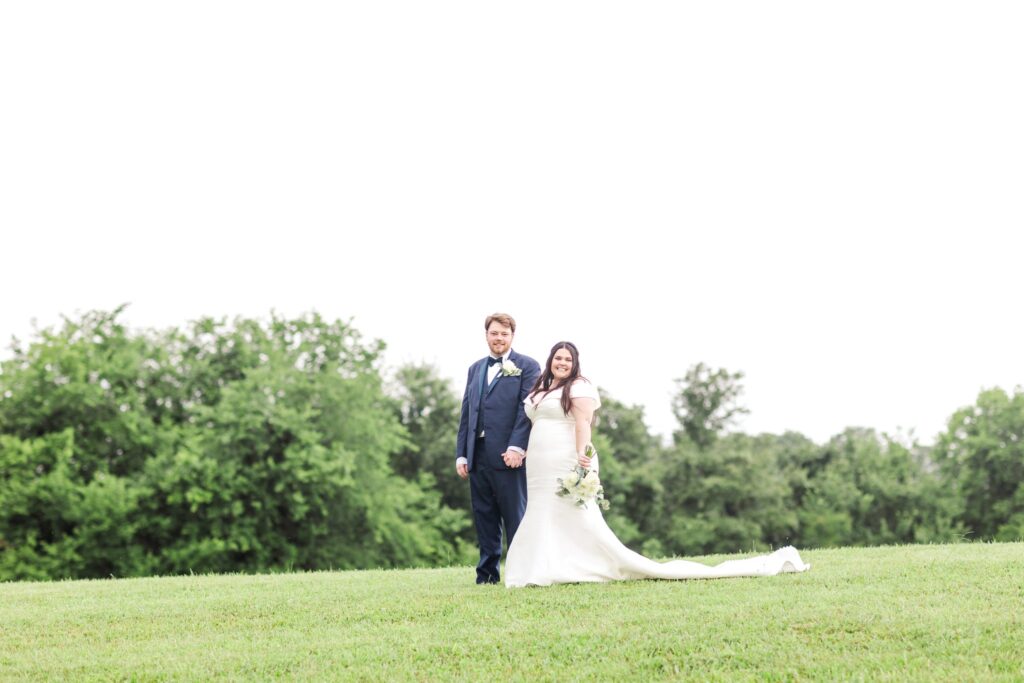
[529,382,569,405]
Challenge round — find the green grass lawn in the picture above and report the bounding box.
[1,543,1022,681]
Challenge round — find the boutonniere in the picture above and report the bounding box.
[501,360,522,377]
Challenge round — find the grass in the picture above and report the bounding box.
[1,543,1022,681]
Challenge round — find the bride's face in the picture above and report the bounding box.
[550,349,574,381]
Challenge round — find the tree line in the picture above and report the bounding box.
[1,310,1021,581]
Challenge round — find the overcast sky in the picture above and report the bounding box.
[2,1,1022,445]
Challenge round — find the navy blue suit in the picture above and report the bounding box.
[456,349,541,583]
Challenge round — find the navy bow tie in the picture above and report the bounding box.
[488,356,503,366]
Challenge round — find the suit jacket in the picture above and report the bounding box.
[456,349,541,471]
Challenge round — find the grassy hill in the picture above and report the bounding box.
[1,543,1022,681]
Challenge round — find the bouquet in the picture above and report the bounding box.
[556,444,610,510]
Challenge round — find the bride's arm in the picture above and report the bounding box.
[570,397,597,467]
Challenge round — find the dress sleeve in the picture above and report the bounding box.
[569,380,601,409]
[522,394,538,422]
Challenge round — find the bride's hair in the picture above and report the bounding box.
[529,341,596,419]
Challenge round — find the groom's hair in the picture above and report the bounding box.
[485,313,516,333]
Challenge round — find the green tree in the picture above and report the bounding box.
[136,314,467,573]
[797,428,960,548]
[0,309,168,579]
[0,310,466,580]
[0,429,153,580]
[934,387,1024,541]
[387,363,474,558]
[0,307,171,480]
[657,433,798,555]
[590,392,664,553]
[388,365,466,511]
[655,365,794,555]
[672,363,749,450]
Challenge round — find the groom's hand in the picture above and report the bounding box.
[456,462,469,479]
[502,451,524,468]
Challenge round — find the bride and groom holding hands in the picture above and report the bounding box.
[456,313,810,588]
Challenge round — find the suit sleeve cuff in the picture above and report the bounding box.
[507,446,525,456]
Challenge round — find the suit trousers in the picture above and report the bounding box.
[468,437,528,583]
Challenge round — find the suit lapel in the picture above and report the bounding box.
[475,359,489,401]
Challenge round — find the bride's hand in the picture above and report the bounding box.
[502,450,524,468]
[577,450,593,468]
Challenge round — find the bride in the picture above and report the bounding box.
[504,341,809,588]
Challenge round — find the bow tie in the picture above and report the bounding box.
[488,356,503,366]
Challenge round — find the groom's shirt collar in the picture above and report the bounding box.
[486,351,509,383]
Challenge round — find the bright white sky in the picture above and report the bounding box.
[2,2,1022,445]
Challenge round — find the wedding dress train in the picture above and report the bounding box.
[504,380,810,588]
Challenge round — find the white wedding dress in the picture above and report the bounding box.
[504,380,810,588]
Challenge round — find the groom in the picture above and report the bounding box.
[456,313,541,584]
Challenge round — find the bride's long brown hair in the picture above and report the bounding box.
[529,341,592,417]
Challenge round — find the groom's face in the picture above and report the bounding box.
[486,322,513,357]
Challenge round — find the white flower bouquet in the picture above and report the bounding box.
[556,444,610,510]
